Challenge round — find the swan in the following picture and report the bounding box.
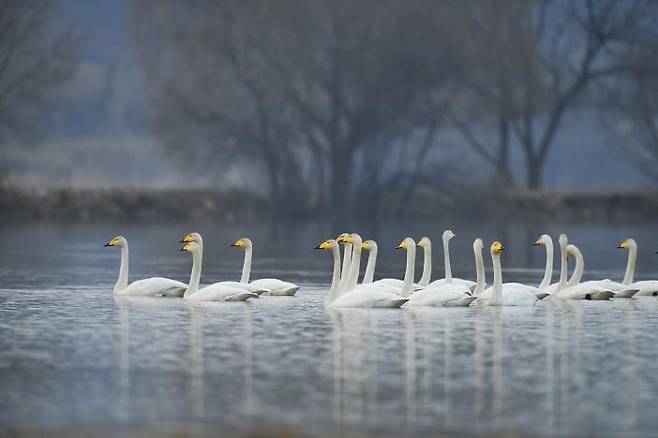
[479,241,538,306]
[180,233,269,295]
[104,236,186,297]
[322,234,409,308]
[361,240,377,284]
[427,230,476,291]
[366,239,423,292]
[180,240,257,301]
[532,234,554,291]
[336,233,353,292]
[230,238,299,296]
[616,238,658,296]
[552,234,615,300]
[568,237,639,298]
[405,239,481,307]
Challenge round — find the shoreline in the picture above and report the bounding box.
[1,186,657,224]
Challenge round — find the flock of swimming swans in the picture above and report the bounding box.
[105,230,658,307]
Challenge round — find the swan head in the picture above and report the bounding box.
[315,239,338,250]
[338,233,362,246]
[180,241,201,254]
[558,233,568,248]
[490,241,504,255]
[396,237,416,250]
[362,240,377,251]
[473,238,484,251]
[566,244,578,259]
[336,233,351,245]
[181,232,202,244]
[104,236,127,247]
[442,230,456,241]
[617,238,636,250]
[533,234,551,246]
[231,237,252,249]
[417,236,431,248]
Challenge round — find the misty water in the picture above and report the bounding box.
[1,221,658,436]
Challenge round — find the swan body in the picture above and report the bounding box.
[231,237,299,296]
[179,233,269,295]
[179,237,257,302]
[362,239,422,291]
[323,234,411,308]
[105,236,186,297]
[617,238,658,296]
[407,238,484,307]
[482,241,538,306]
[405,284,475,307]
[427,231,476,291]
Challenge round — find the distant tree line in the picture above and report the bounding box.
[132,0,658,221]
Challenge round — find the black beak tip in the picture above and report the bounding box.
[104,243,110,247]
[314,245,322,250]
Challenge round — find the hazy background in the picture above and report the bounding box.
[2,0,658,222]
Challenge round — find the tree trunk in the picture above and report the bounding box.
[527,158,543,189]
[496,117,513,186]
[329,145,350,224]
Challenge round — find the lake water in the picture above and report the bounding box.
[1,221,658,437]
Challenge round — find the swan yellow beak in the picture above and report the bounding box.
[104,237,119,247]
[337,235,354,244]
[396,240,407,249]
[180,234,195,244]
[180,242,193,252]
[361,242,370,250]
[231,239,246,248]
[617,240,629,249]
[315,240,331,250]
[532,237,543,246]
[491,241,504,254]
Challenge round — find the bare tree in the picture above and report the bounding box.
[0,1,74,151]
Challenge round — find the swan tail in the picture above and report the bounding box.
[589,291,614,300]
[535,292,551,300]
[613,289,639,298]
[226,292,258,302]
[445,296,476,307]
[375,297,409,308]
[271,286,300,296]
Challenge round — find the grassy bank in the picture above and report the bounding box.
[1,186,657,224]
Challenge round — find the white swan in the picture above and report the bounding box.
[552,234,615,300]
[336,233,353,292]
[479,241,538,306]
[322,234,409,308]
[367,239,423,292]
[180,233,269,295]
[104,236,187,297]
[180,241,257,301]
[427,230,476,291]
[361,240,377,284]
[617,238,658,296]
[405,239,481,307]
[231,238,299,296]
[532,234,554,291]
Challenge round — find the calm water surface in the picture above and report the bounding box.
[1,222,658,437]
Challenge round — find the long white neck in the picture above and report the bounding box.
[490,252,503,306]
[568,247,584,287]
[327,245,342,303]
[363,247,377,284]
[557,239,568,291]
[339,243,352,290]
[419,242,432,287]
[346,240,362,292]
[443,235,452,282]
[114,243,129,294]
[539,239,554,290]
[399,244,416,298]
[186,244,203,297]
[241,246,252,283]
[473,245,485,297]
[623,240,637,285]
